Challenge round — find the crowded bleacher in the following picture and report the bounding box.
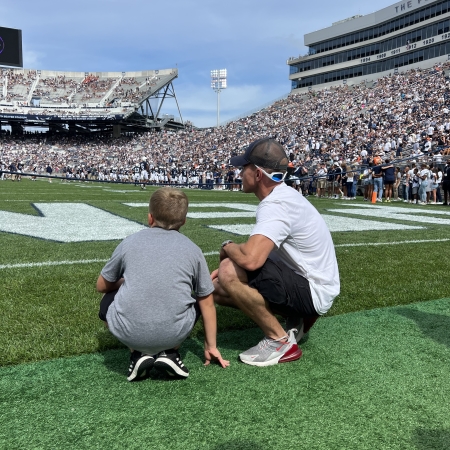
[0,67,176,116]
[1,62,450,203]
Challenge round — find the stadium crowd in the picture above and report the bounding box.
[1,63,450,203]
[1,68,168,110]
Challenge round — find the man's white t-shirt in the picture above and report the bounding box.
[250,183,340,314]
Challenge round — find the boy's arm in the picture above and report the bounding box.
[96,275,124,293]
[197,294,229,368]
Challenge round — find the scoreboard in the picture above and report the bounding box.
[0,26,22,68]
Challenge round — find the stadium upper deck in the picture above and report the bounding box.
[0,67,179,134]
[288,0,450,91]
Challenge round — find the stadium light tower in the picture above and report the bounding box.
[210,69,227,127]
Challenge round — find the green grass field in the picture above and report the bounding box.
[0,179,449,449]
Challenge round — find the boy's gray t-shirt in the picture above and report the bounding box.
[101,227,214,355]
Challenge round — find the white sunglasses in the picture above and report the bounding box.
[254,164,286,182]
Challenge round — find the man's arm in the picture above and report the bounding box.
[96,275,124,293]
[220,234,275,272]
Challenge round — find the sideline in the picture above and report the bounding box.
[1,239,449,270]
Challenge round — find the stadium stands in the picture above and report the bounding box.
[0,67,177,117]
[1,62,449,198]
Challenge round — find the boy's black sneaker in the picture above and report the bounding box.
[127,351,155,382]
[154,349,189,378]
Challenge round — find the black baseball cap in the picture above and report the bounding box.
[230,138,289,170]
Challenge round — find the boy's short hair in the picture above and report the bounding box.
[149,188,188,230]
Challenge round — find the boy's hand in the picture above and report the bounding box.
[204,347,229,368]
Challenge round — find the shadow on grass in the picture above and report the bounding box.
[98,337,220,381]
[413,428,450,449]
[96,328,125,352]
[98,323,312,378]
[99,348,187,381]
[395,307,450,348]
[97,326,262,380]
[212,440,264,450]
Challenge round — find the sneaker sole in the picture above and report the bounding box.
[154,358,189,378]
[279,346,303,363]
[127,356,155,382]
[239,344,302,367]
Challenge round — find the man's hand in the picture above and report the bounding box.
[219,247,228,261]
[204,347,230,368]
[211,269,219,281]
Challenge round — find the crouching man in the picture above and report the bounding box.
[211,138,340,366]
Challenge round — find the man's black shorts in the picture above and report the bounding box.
[246,258,318,318]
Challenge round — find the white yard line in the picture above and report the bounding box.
[0,259,109,270]
[335,238,450,248]
[2,238,449,270]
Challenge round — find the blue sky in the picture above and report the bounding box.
[3,0,395,127]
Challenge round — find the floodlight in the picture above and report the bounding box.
[211,69,227,127]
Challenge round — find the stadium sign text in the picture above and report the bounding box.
[394,0,431,14]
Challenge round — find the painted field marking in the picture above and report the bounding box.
[0,259,109,270]
[327,206,450,226]
[124,203,258,209]
[124,202,257,219]
[208,214,423,235]
[124,202,424,232]
[2,239,448,271]
[338,204,450,215]
[334,238,450,248]
[0,203,145,242]
[0,201,442,244]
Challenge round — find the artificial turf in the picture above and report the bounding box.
[1,181,450,366]
[1,181,449,449]
[1,298,449,450]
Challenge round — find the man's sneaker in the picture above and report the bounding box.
[127,351,155,382]
[154,349,189,378]
[286,316,319,343]
[286,316,305,343]
[239,330,302,367]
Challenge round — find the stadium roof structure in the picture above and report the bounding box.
[0,67,184,135]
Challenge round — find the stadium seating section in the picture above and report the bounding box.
[0,68,177,117]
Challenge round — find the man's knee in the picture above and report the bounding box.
[217,257,245,283]
[217,258,238,285]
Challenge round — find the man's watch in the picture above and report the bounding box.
[221,240,233,248]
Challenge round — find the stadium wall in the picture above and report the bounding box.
[289,0,449,91]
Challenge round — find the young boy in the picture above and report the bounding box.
[97,188,229,381]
